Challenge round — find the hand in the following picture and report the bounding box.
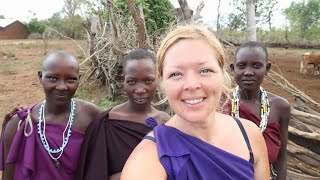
[4,105,24,122]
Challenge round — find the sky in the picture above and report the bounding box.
[0,0,297,28]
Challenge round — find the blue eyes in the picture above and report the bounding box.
[169,69,212,78]
[200,69,212,74]
[170,72,182,77]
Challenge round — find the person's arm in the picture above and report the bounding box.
[242,119,269,180]
[2,115,20,180]
[273,99,290,180]
[121,136,167,180]
[3,105,24,125]
[253,131,270,180]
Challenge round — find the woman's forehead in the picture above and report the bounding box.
[236,47,267,60]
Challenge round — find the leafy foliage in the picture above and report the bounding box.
[27,18,45,34]
[284,0,320,39]
[226,0,278,31]
[114,0,175,35]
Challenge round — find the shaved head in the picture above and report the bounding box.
[42,51,79,73]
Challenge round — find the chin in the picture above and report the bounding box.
[177,112,209,124]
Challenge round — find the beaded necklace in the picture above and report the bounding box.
[231,86,270,132]
[38,99,76,170]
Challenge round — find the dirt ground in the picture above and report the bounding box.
[264,48,320,104]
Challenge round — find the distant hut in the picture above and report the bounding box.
[0,20,28,39]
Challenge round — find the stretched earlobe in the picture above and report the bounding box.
[38,71,42,79]
[229,64,235,72]
[266,62,271,73]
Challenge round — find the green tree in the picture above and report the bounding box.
[63,15,86,38]
[284,0,320,39]
[27,18,45,34]
[46,12,64,31]
[0,15,4,19]
[226,0,278,31]
[60,0,87,38]
[115,0,175,35]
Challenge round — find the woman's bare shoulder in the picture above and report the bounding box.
[267,92,290,110]
[121,133,166,179]
[75,98,100,115]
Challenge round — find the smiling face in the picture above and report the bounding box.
[232,47,270,91]
[162,39,224,123]
[123,59,157,106]
[39,54,80,105]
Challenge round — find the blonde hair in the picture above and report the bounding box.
[156,26,231,112]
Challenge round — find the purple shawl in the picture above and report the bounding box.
[153,125,254,180]
[0,105,84,180]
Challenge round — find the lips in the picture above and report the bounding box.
[133,98,149,104]
[242,79,255,84]
[55,94,68,99]
[183,98,204,105]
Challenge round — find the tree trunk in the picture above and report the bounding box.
[107,0,117,41]
[246,0,256,41]
[127,0,148,49]
[177,0,193,23]
[138,0,149,43]
[194,1,204,22]
[216,0,221,32]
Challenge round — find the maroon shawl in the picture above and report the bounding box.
[239,104,281,165]
[75,109,152,180]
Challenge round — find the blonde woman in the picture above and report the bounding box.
[121,26,269,179]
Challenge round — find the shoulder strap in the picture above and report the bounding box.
[144,135,156,142]
[232,117,254,164]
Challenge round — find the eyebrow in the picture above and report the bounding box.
[168,60,210,68]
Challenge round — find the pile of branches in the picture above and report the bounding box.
[267,70,320,179]
[82,11,164,101]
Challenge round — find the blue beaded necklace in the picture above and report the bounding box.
[37,99,76,170]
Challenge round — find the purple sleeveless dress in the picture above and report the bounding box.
[153,125,254,180]
[0,105,84,180]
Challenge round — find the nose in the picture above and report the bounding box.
[243,67,254,76]
[134,84,147,94]
[183,72,200,91]
[56,80,68,90]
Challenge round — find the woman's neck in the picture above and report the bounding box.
[126,101,153,114]
[45,101,71,115]
[240,88,261,103]
[170,112,220,142]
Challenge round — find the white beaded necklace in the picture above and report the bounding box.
[38,99,76,170]
[231,85,270,132]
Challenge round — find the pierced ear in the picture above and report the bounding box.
[38,71,42,80]
[266,62,271,74]
[229,63,235,72]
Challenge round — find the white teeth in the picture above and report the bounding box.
[184,98,203,104]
